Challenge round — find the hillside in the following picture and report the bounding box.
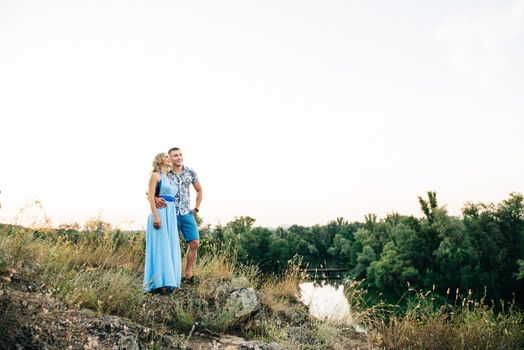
[0,224,369,349]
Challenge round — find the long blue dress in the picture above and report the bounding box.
[143,172,182,292]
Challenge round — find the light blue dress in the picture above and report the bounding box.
[143,172,182,292]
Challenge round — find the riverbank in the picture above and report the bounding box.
[0,224,369,349]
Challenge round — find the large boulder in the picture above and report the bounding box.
[226,288,261,319]
[213,283,261,320]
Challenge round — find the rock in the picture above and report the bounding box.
[213,283,261,320]
[117,335,140,350]
[84,336,99,349]
[287,326,313,344]
[213,282,231,306]
[81,308,96,317]
[238,342,284,350]
[287,310,308,325]
[226,288,260,319]
[102,316,123,332]
[219,335,285,350]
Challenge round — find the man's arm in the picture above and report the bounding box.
[146,191,167,208]
[193,181,202,212]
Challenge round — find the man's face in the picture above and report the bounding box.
[169,150,183,167]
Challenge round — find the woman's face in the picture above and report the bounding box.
[162,154,172,166]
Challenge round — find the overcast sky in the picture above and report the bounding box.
[1,0,523,229]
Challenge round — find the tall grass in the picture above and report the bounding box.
[0,224,146,319]
[260,256,306,315]
[0,224,306,338]
[343,278,390,330]
[371,287,524,350]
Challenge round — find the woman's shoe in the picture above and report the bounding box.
[151,287,165,294]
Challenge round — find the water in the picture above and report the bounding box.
[299,281,354,324]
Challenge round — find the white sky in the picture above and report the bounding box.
[1,0,523,229]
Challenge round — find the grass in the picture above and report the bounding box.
[370,287,524,350]
[260,256,306,315]
[1,217,523,349]
[343,278,391,331]
[341,278,524,349]
[0,226,146,320]
[64,268,145,318]
[193,240,237,282]
[193,240,239,299]
[0,222,310,342]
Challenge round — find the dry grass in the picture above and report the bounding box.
[372,289,524,350]
[192,240,238,299]
[64,268,145,318]
[343,278,389,330]
[193,240,236,281]
[377,308,456,350]
[0,223,146,320]
[261,256,306,314]
[262,256,305,299]
[260,292,292,315]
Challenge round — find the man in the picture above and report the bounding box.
[155,147,202,284]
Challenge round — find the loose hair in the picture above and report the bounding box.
[151,152,167,173]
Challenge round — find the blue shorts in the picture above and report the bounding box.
[177,212,199,242]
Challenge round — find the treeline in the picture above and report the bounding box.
[201,192,524,304]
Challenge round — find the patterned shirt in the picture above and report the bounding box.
[168,166,199,215]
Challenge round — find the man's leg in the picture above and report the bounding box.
[185,240,199,278]
[178,213,200,280]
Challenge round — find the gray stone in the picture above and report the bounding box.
[226,288,260,319]
[287,310,308,325]
[213,282,232,306]
[219,335,285,350]
[287,326,313,344]
[117,335,139,350]
[238,341,285,350]
[81,308,96,317]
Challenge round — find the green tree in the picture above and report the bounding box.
[367,223,422,293]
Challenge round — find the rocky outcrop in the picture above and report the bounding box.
[0,270,370,350]
[0,277,283,350]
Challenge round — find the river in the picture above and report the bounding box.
[299,281,354,324]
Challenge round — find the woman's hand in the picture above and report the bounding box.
[153,216,161,229]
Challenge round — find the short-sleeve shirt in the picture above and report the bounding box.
[168,166,199,215]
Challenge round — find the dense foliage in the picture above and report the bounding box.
[202,192,524,305]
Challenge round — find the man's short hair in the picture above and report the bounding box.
[168,147,180,154]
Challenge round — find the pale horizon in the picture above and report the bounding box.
[1,0,523,230]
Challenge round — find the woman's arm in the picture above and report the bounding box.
[148,173,161,229]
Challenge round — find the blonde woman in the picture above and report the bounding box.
[143,153,182,293]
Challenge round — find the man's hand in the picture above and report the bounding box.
[155,197,167,209]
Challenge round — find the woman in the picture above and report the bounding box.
[143,152,182,293]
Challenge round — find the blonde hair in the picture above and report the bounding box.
[151,152,169,173]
